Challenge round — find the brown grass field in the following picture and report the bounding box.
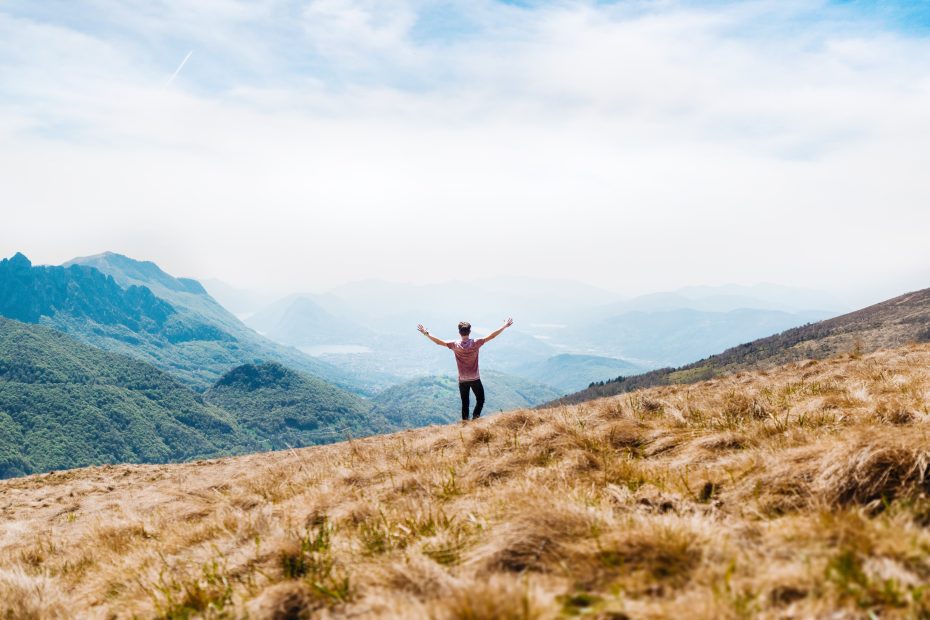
[3,344,930,619]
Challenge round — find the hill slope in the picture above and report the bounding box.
[369,370,560,428]
[64,252,372,392]
[205,362,391,449]
[554,286,930,405]
[3,345,930,618]
[0,252,367,392]
[0,317,257,478]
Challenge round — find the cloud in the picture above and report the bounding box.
[0,0,929,298]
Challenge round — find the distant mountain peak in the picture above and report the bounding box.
[7,253,31,269]
[0,254,175,327]
[65,252,207,295]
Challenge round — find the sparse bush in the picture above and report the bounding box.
[279,519,352,605]
[874,399,916,425]
[358,512,408,555]
[719,390,767,424]
[152,559,233,619]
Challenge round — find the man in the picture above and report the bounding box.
[417,318,514,422]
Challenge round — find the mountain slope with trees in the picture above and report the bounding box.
[65,252,374,391]
[0,252,369,393]
[0,317,258,478]
[205,362,391,449]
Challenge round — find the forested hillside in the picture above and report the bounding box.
[0,252,369,392]
[64,252,376,391]
[0,317,258,478]
[205,362,391,449]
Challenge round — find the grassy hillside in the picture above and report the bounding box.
[370,370,560,428]
[62,252,375,393]
[205,362,391,449]
[555,286,930,405]
[513,353,646,393]
[3,344,930,618]
[0,317,258,478]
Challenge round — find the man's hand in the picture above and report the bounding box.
[482,317,514,344]
[419,324,448,347]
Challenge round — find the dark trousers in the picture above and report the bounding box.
[458,379,485,420]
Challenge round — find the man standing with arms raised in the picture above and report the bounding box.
[417,318,514,422]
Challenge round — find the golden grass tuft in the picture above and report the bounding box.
[589,520,705,591]
[471,497,595,573]
[3,344,930,617]
[814,435,930,509]
[0,568,68,619]
[436,575,544,620]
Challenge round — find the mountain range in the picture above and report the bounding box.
[0,252,378,393]
[0,250,565,479]
[3,248,916,482]
[563,307,832,367]
[553,285,930,405]
[235,277,837,386]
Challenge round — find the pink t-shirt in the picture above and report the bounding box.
[446,338,486,382]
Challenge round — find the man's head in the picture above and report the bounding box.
[458,321,471,337]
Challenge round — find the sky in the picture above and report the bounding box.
[1,0,929,300]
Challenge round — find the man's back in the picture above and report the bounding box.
[447,337,486,382]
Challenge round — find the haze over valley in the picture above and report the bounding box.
[210,272,842,386]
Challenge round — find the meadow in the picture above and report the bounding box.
[3,344,930,618]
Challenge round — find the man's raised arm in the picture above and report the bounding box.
[480,317,514,343]
[417,324,449,347]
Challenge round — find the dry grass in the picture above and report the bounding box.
[3,344,930,618]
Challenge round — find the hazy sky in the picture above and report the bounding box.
[2,0,929,298]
